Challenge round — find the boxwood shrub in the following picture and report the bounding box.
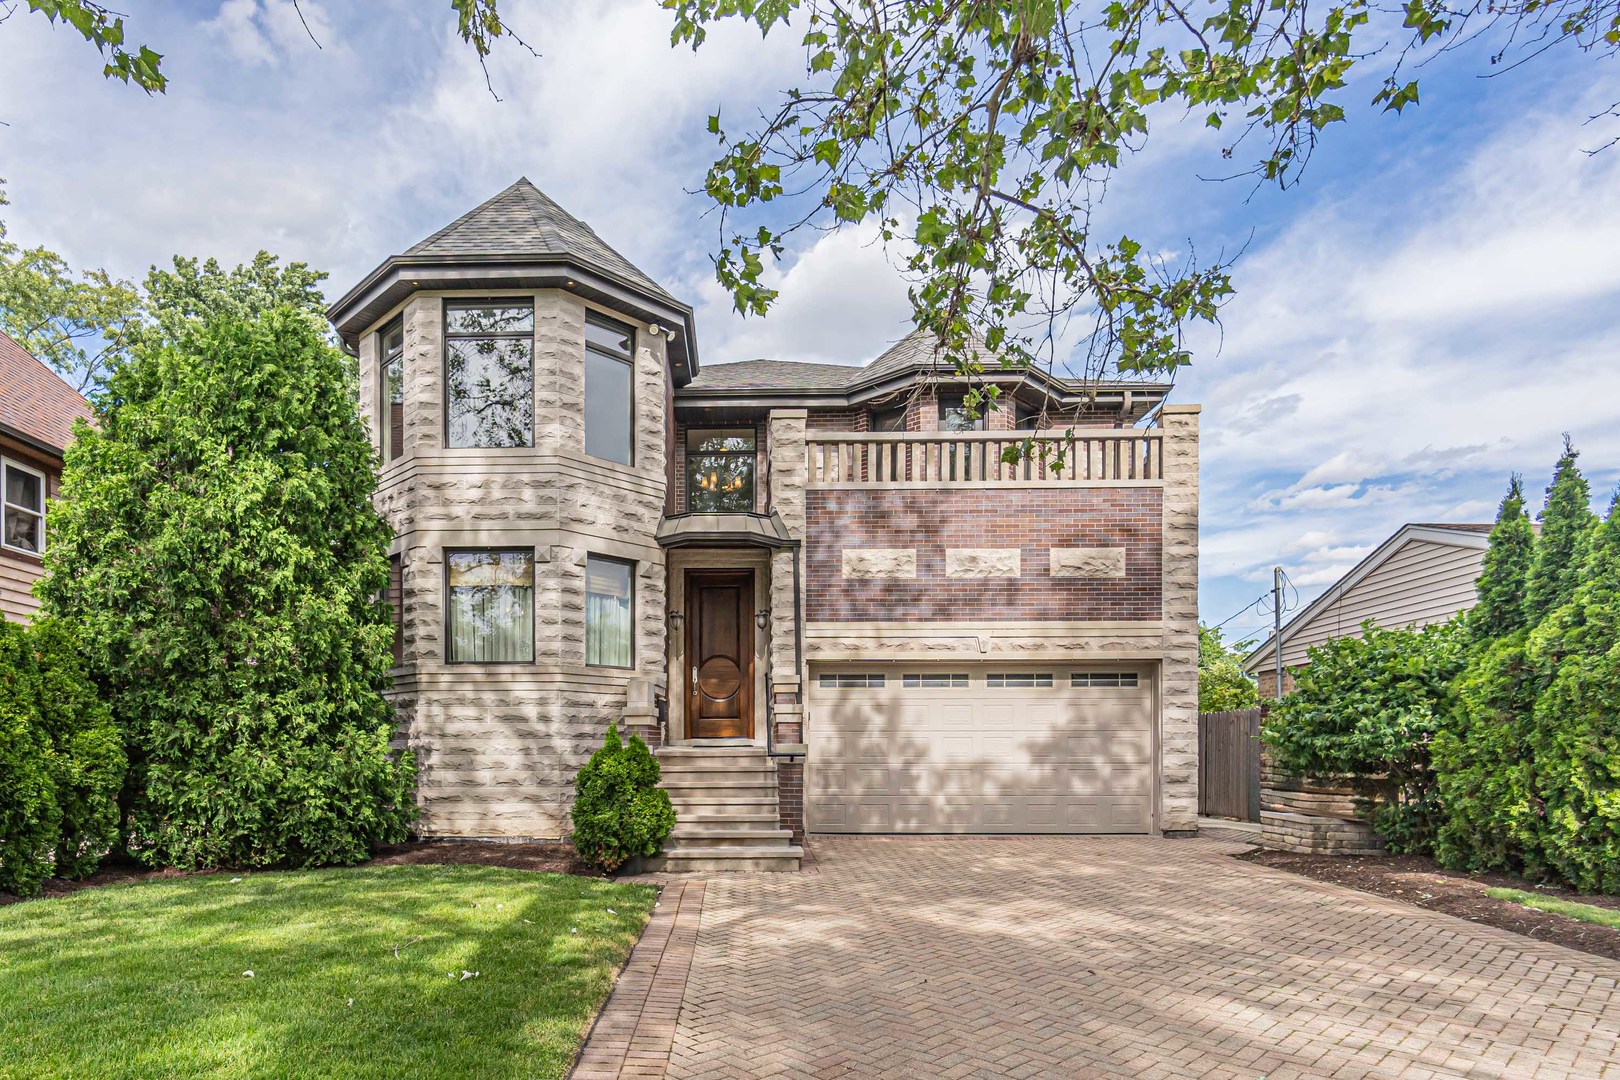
[570,725,676,873]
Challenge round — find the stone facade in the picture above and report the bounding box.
[1157,405,1200,833]
[363,289,669,840]
[945,548,1022,578]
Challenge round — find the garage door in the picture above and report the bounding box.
[807,665,1155,834]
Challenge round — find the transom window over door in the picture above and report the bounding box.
[447,550,534,663]
[686,428,755,513]
[586,555,634,668]
[445,301,535,449]
[584,312,635,465]
[2,460,45,554]
[380,321,405,462]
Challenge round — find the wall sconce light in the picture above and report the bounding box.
[755,610,771,631]
[667,609,685,632]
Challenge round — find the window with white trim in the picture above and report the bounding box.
[2,459,46,555]
[986,673,1053,688]
[1071,672,1139,688]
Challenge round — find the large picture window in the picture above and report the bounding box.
[447,550,534,663]
[445,301,535,449]
[380,321,405,462]
[2,459,45,555]
[585,555,634,668]
[584,312,634,465]
[685,428,755,513]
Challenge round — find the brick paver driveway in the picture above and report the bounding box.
[577,837,1620,1079]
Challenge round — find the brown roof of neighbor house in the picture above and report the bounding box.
[403,178,677,305]
[0,330,92,454]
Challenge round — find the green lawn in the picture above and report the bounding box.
[0,866,657,1079]
[1486,887,1620,929]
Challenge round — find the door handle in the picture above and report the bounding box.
[691,665,699,692]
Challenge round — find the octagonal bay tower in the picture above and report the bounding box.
[328,179,698,840]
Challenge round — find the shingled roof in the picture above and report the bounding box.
[0,330,92,454]
[404,178,676,304]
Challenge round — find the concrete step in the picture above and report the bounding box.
[660,777,780,794]
[644,844,804,874]
[668,826,795,849]
[675,812,783,831]
[668,798,780,817]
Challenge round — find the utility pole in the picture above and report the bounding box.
[1272,565,1285,701]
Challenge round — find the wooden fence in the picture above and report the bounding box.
[1198,708,1263,822]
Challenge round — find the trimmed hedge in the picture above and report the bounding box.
[0,619,125,896]
[570,726,676,872]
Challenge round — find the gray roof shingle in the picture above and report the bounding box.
[404,178,676,304]
[684,359,858,392]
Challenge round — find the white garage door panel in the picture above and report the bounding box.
[808,666,1155,835]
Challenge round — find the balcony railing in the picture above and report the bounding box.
[806,429,1164,488]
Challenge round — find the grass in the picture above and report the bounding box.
[0,865,657,1080]
[1486,887,1620,930]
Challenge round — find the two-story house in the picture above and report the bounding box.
[1,330,93,623]
[328,179,1200,871]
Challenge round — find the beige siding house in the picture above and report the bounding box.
[1243,523,1491,696]
[0,331,92,623]
[328,178,1202,870]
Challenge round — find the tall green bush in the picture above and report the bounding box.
[1433,477,1539,873]
[1521,492,1620,892]
[38,305,414,869]
[1198,624,1259,713]
[1524,437,1597,624]
[1262,620,1466,853]
[571,726,676,873]
[0,619,125,895]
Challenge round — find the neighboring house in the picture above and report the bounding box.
[327,178,1201,870]
[0,331,92,623]
[1242,522,1492,696]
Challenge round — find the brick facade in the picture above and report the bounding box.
[804,487,1163,622]
[775,759,804,845]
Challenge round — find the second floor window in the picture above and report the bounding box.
[447,549,534,663]
[2,460,45,555]
[939,395,984,432]
[686,428,755,513]
[380,321,405,462]
[584,312,634,465]
[445,301,534,449]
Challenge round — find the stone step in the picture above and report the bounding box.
[668,798,780,817]
[667,826,795,849]
[644,845,804,874]
[660,777,780,794]
[675,812,782,831]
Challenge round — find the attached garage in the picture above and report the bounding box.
[807,664,1157,834]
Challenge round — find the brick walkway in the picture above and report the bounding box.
[575,837,1620,1079]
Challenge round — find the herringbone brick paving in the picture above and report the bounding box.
[579,836,1620,1079]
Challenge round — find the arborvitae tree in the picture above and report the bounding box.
[1434,474,1542,872]
[1522,491,1620,892]
[1524,437,1597,624]
[39,306,414,869]
[1467,476,1535,643]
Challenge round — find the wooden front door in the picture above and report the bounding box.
[686,570,754,739]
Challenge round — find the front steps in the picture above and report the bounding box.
[646,745,802,872]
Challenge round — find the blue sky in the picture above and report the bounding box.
[2,1,1618,643]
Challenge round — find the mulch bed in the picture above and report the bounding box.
[1237,849,1620,963]
[1,840,599,906]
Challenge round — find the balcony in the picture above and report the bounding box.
[805,428,1164,489]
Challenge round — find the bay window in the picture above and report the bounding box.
[380,321,405,462]
[446,550,534,663]
[584,311,635,465]
[585,555,634,668]
[445,301,535,449]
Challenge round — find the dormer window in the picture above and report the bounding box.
[445,301,535,449]
[686,428,755,513]
[584,311,635,465]
[380,321,405,462]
